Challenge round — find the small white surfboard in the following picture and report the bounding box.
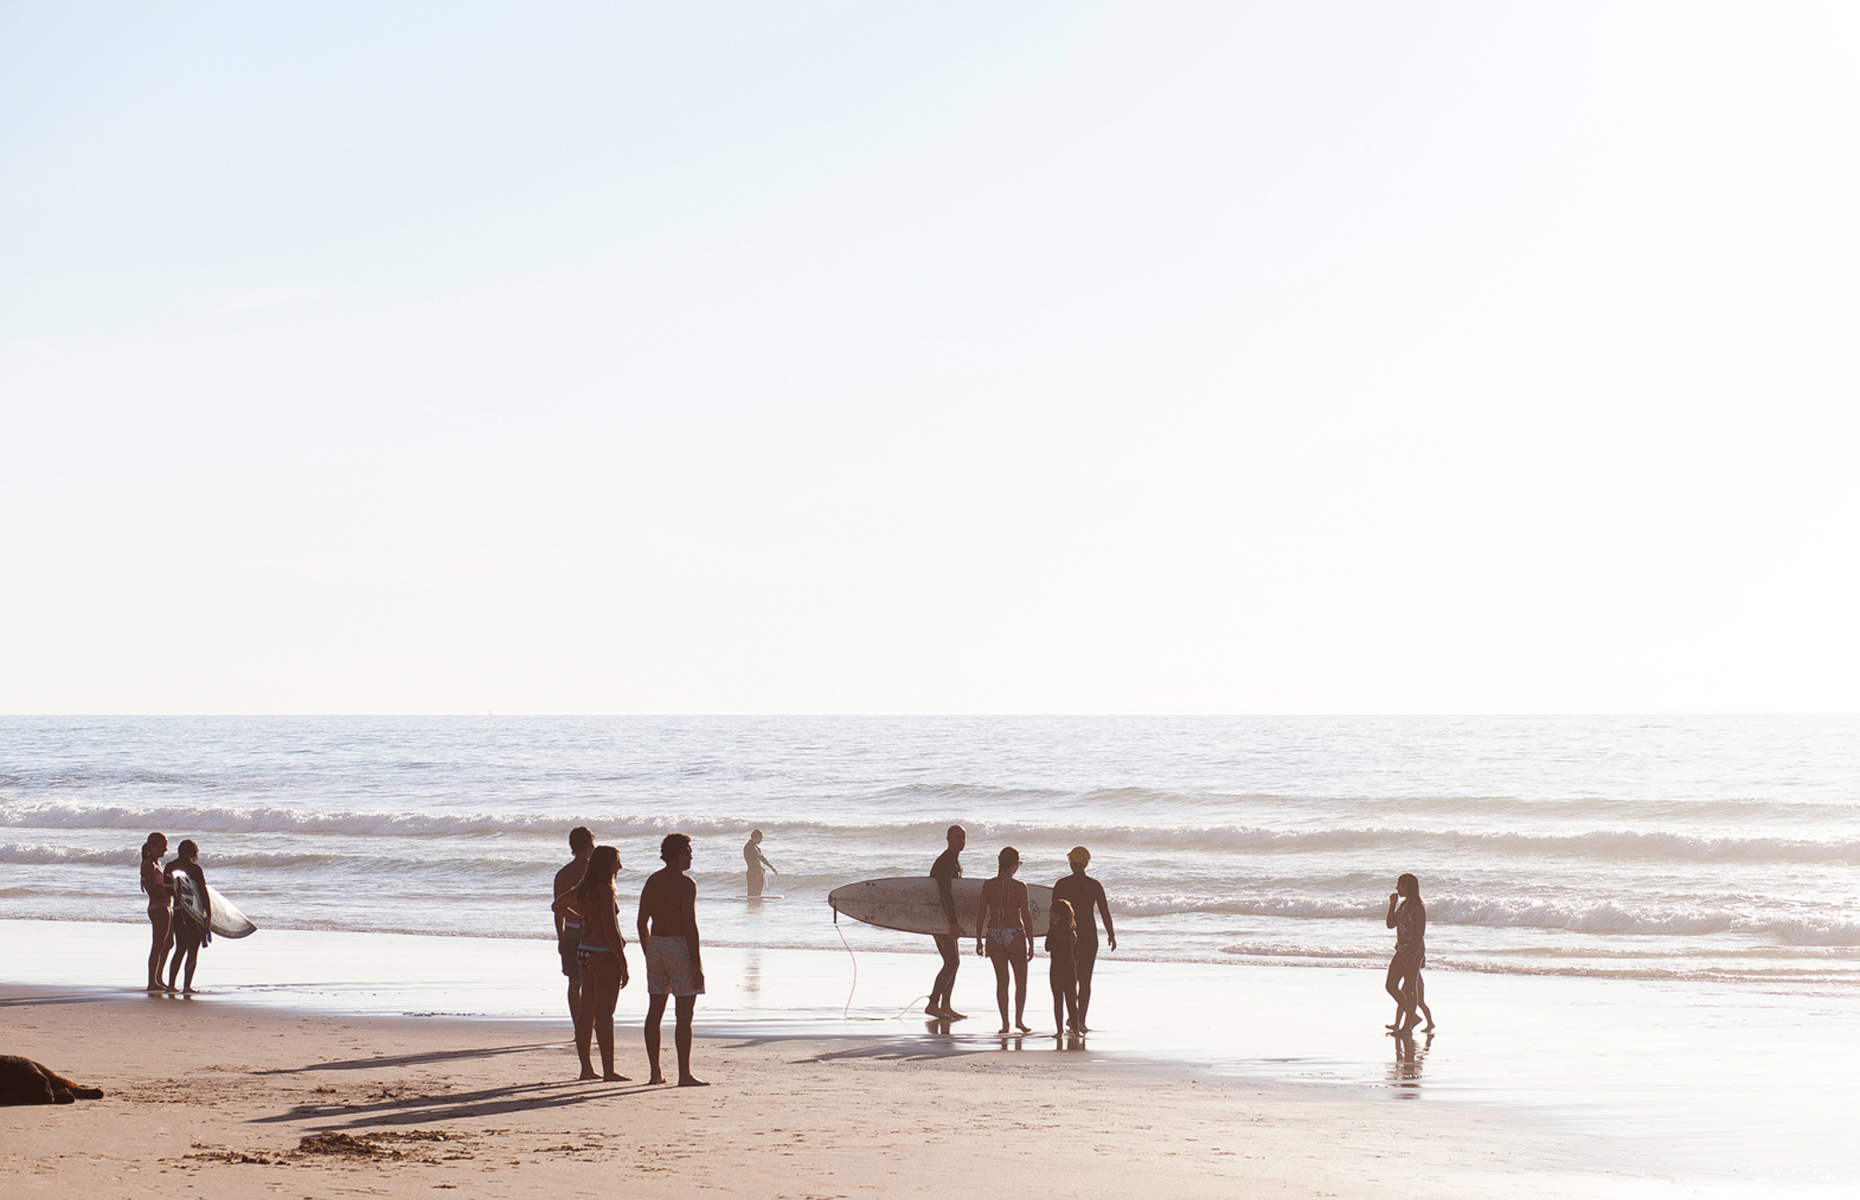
[829,877,1053,937]
[173,875,259,939]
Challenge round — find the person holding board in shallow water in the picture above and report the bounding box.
[1051,845,1116,1032]
[742,829,778,897]
[638,833,708,1086]
[1384,873,1432,1036]
[926,825,966,1020]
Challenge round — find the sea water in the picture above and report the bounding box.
[5,716,1860,1187]
[3,715,1857,985]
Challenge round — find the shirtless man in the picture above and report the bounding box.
[743,829,777,897]
[553,827,594,1052]
[638,833,707,1086]
[1051,846,1116,1032]
[927,825,967,1020]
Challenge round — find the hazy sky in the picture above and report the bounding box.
[3,2,1856,714]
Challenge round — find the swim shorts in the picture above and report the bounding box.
[646,936,704,997]
[558,923,581,979]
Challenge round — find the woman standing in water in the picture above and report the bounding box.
[1384,873,1427,1036]
[974,846,1033,1034]
[553,844,630,1081]
[165,840,211,995]
[139,832,174,992]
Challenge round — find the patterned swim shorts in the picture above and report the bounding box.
[646,936,704,997]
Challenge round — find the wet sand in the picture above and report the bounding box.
[1,981,1685,1200]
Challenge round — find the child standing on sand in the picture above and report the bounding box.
[1045,898,1081,1035]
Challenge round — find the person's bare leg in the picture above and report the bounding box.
[147,910,171,991]
[674,994,706,1086]
[1385,958,1406,1029]
[1416,973,1436,1032]
[1011,949,1030,1033]
[644,993,668,1084]
[1052,980,1064,1036]
[991,950,1011,1033]
[180,945,199,994]
[567,977,585,1055]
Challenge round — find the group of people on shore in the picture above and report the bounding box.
[137,832,212,994]
[551,827,709,1087]
[926,824,1118,1036]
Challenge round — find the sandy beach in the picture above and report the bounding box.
[4,980,1678,1200]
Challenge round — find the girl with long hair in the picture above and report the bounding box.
[139,832,174,992]
[553,844,630,1080]
[1384,873,1427,1036]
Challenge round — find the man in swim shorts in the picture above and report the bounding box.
[554,827,594,1051]
[927,825,966,1020]
[638,832,707,1086]
[1051,846,1116,1032]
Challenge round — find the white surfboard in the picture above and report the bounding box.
[829,877,1053,937]
[173,874,259,939]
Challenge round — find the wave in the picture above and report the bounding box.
[7,801,1860,866]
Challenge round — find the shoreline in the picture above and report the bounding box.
[5,919,1860,1191]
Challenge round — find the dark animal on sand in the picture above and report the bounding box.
[0,1055,105,1105]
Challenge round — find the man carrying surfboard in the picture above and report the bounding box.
[1052,846,1116,1032]
[927,825,967,1021]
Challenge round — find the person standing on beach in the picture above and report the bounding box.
[139,832,175,992]
[1045,898,1081,1035]
[554,827,594,1052]
[553,844,630,1081]
[1384,873,1427,1036]
[743,829,778,897]
[164,840,211,995]
[927,825,966,1020]
[1051,846,1116,1032]
[638,833,707,1086]
[975,845,1033,1034]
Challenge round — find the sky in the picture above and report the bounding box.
[2,1,1857,715]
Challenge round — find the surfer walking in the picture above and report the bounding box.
[140,832,175,992]
[1051,846,1116,1032]
[164,840,210,995]
[1385,873,1428,1037]
[975,845,1033,1035]
[927,825,966,1020]
[638,833,707,1086]
[554,844,630,1081]
[743,829,778,898]
[554,827,595,1055]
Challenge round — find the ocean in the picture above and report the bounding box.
[4,714,1857,987]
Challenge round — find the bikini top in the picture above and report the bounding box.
[984,879,1022,931]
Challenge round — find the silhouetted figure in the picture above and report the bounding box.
[927,825,967,1020]
[743,829,778,897]
[554,826,595,1052]
[139,832,175,992]
[638,833,707,1086]
[1045,898,1081,1035]
[1051,846,1116,1031]
[164,840,210,995]
[554,843,630,1081]
[1384,873,1427,1036]
[975,845,1033,1034]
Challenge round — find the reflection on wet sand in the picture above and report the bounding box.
[1387,1031,1432,1094]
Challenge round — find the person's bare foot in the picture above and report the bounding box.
[998,1025,1011,1034]
[925,1003,941,1017]
[1423,1020,1437,1032]
[940,1008,967,1020]
[603,1073,631,1082]
[1016,1020,1032,1033]
[579,1070,599,1081]
[648,1073,667,1085]
[677,1076,709,1087]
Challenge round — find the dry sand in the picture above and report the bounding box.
[3,983,1687,1198]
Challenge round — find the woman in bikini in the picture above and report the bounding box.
[553,844,630,1081]
[974,846,1034,1034]
[1384,873,1427,1036]
[139,832,175,992]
